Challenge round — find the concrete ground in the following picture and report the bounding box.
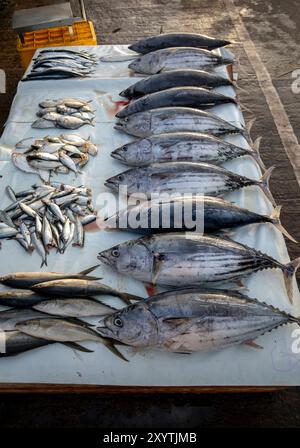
[0,0,300,428]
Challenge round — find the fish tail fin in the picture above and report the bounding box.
[248,137,266,171]
[240,103,253,114]
[283,257,300,304]
[118,292,143,305]
[257,165,276,206]
[269,205,297,243]
[252,136,262,153]
[78,264,99,276]
[245,117,255,137]
[234,84,248,94]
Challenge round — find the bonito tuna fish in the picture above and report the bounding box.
[115,107,244,138]
[98,233,300,303]
[97,289,300,352]
[105,162,275,205]
[129,33,231,54]
[102,196,296,242]
[111,132,264,169]
[120,69,234,99]
[116,87,237,118]
[128,47,234,74]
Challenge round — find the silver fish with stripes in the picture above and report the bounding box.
[128,47,234,74]
[97,233,300,303]
[114,107,244,138]
[105,162,275,205]
[97,288,300,353]
[111,132,264,169]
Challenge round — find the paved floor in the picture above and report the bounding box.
[0,0,300,428]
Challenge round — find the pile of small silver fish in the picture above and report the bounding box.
[32,98,95,129]
[22,48,99,81]
[1,182,96,265]
[0,266,143,359]
[12,134,97,180]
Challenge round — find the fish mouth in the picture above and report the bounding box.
[104,179,118,190]
[115,110,126,119]
[97,251,111,264]
[96,326,116,340]
[110,149,123,161]
[119,89,128,98]
[114,122,126,131]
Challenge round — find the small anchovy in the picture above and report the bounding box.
[116,87,236,118]
[120,69,234,99]
[31,279,142,304]
[111,132,265,169]
[60,134,89,146]
[103,196,296,242]
[97,233,300,303]
[129,33,231,54]
[115,107,244,138]
[27,152,59,162]
[105,162,276,206]
[19,202,39,219]
[16,318,127,362]
[73,216,84,247]
[31,231,47,267]
[128,47,234,75]
[6,186,17,201]
[33,298,116,318]
[42,215,54,250]
[81,214,97,226]
[0,265,99,289]
[43,200,65,223]
[59,151,78,173]
[0,225,18,238]
[97,288,300,353]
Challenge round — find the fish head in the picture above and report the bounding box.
[98,302,157,347]
[114,112,151,137]
[111,139,152,166]
[119,86,133,99]
[128,57,143,73]
[105,167,146,195]
[98,238,152,277]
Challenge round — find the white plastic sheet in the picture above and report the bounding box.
[0,46,299,386]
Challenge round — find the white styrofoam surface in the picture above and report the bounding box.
[0,45,299,386]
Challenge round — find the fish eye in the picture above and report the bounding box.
[122,146,127,152]
[118,174,124,181]
[114,317,123,327]
[111,249,119,257]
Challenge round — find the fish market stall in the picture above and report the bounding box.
[0,39,300,391]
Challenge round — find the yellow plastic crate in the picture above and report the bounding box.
[17,21,97,70]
